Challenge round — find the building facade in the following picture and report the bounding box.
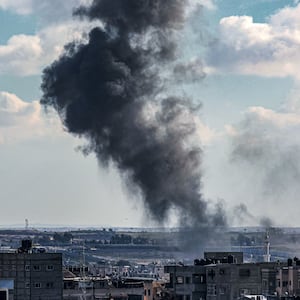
[164,253,286,300]
[63,277,148,300]
[164,265,207,300]
[0,251,63,299]
[276,258,300,298]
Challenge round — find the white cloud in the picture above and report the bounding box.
[0,0,215,18]
[0,0,213,77]
[0,91,61,144]
[0,35,42,76]
[0,0,32,15]
[0,0,102,76]
[0,20,98,76]
[0,0,92,19]
[207,4,300,80]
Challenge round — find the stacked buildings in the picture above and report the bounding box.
[2,239,300,300]
[164,252,300,300]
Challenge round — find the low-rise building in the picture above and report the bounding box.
[206,262,280,300]
[164,264,207,300]
[63,276,156,300]
[164,252,286,300]
[276,258,300,298]
[0,240,63,300]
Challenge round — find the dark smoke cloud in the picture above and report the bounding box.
[260,217,273,229]
[74,0,185,32]
[41,0,227,235]
[233,203,254,224]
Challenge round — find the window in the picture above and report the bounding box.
[0,290,8,300]
[185,277,190,284]
[33,265,40,271]
[192,274,201,284]
[47,265,54,271]
[207,284,217,296]
[186,295,190,300]
[263,280,267,287]
[25,265,30,271]
[176,276,184,284]
[240,289,250,295]
[148,289,150,296]
[25,282,30,289]
[192,274,206,284]
[46,282,54,289]
[208,269,216,279]
[34,283,41,288]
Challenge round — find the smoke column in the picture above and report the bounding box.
[41,0,227,236]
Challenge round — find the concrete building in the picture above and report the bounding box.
[164,252,285,300]
[63,276,155,300]
[164,265,207,300]
[206,262,280,300]
[0,240,63,300]
[276,258,300,298]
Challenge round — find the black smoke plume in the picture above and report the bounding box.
[41,0,227,239]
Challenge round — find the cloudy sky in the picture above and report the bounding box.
[1,0,300,228]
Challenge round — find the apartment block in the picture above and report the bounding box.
[164,252,286,300]
[0,240,63,300]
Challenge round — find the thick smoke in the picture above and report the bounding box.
[41,0,226,235]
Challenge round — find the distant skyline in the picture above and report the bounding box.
[1,0,300,227]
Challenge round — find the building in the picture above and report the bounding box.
[206,262,280,300]
[276,258,300,298]
[164,264,207,300]
[164,252,286,300]
[204,252,244,264]
[0,240,63,300]
[63,275,155,300]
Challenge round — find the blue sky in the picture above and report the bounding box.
[1,0,300,227]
